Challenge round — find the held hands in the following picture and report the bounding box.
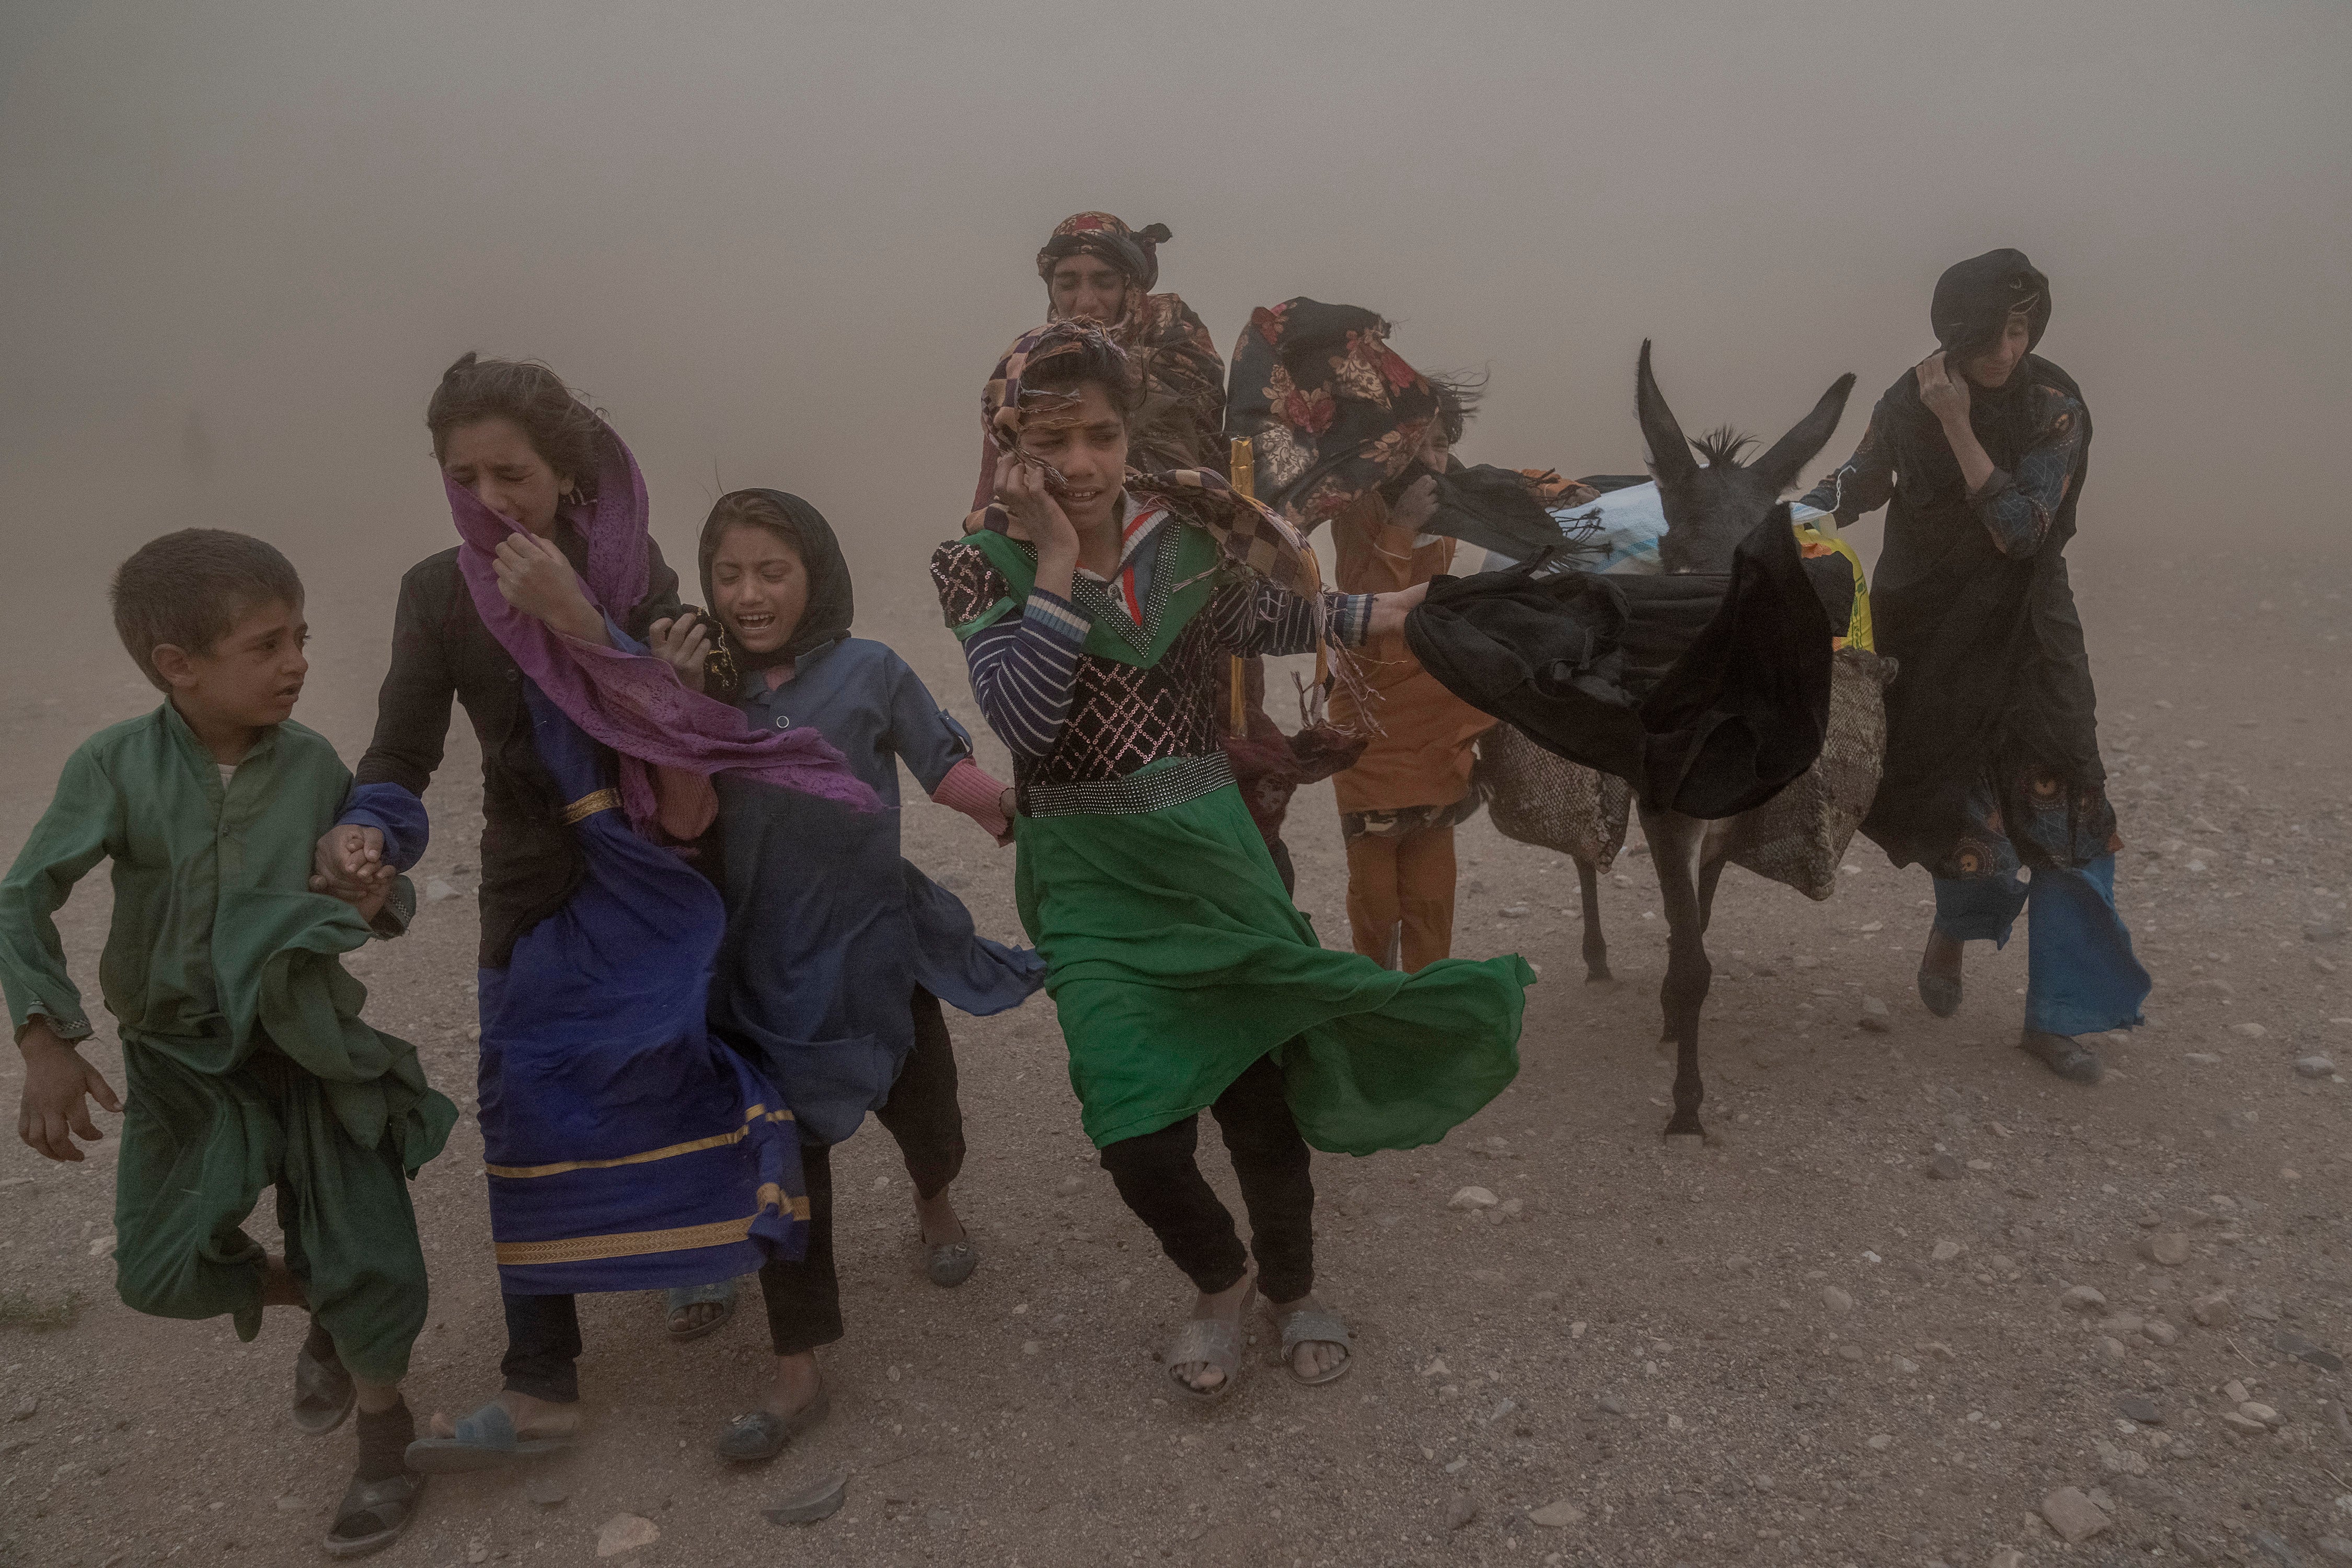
[649,613,712,694]
[493,533,604,642]
[1915,352,1972,425]
[995,451,1078,567]
[1367,582,1431,640]
[16,1018,122,1162]
[310,824,395,925]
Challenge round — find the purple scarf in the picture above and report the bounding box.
[449,428,877,833]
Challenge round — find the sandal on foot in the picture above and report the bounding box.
[1916,963,1962,1019]
[925,1232,978,1289]
[2020,1030,2103,1084]
[322,1470,425,1560]
[664,1278,740,1342]
[294,1322,355,1436]
[1270,1304,1354,1387]
[404,1402,575,1474]
[1166,1282,1255,1405]
[716,1381,829,1463]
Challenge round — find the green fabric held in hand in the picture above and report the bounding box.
[1012,768,1531,1153]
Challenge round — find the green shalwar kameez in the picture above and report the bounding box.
[0,705,454,1382]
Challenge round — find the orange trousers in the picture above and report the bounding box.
[1343,823,1457,972]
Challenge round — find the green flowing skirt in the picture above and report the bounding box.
[1014,771,1532,1152]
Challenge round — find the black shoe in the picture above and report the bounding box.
[2020,1030,2102,1083]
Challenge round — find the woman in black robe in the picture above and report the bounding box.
[1801,249,2149,1082]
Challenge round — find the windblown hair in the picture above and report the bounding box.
[111,528,304,692]
[424,353,613,495]
[1428,368,1489,446]
[1019,332,1143,426]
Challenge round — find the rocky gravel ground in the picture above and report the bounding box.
[2,548,2347,1567]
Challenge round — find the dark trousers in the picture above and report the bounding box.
[756,988,966,1358]
[1097,1055,1315,1304]
[502,989,968,1388]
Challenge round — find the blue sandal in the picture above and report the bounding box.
[665,1278,740,1342]
[403,1402,575,1474]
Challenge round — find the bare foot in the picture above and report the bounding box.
[1918,926,1964,1017]
[1173,1276,1253,1393]
[912,1186,966,1249]
[259,1255,307,1308]
[1266,1292,1348,1381]
[762,1351,823,1420]
[427,1390,580,1440]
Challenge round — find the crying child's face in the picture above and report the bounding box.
[708,524,809,658]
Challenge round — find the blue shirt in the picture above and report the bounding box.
[707,637,1041,1144]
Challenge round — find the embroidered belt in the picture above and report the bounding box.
[1021,752,1233,818]
[560,788,621,825]
[484,1105,795,1180]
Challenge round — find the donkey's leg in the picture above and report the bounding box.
[1639,808,1713,1139]
[1697,854,1729,934]
[1575,856,1611,982]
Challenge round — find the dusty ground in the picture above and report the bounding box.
[2,545,2349,1568]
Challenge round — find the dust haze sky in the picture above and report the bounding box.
[2,1,2346,691]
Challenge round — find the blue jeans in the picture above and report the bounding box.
[1932,854,2150,1037]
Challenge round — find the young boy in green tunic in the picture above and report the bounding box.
[1,530,455,1559]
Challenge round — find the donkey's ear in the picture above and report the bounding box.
[1636,340,1699,491]
[1754,373,1858,494]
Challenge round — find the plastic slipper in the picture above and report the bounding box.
[1271,1304,1354,1387]
[403,1402,574,1474]
[925,1233,978,1289]
[1916,962,1961,1019]
[2020,1030,2102,1084]
[1166,1282,1255,1405]
[665,1277,740,1342]
[716,1381,830,1464]
[322,1470,425,1559]
[293,1322,356,1436]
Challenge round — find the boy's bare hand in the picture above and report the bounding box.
[17,1021,121,1163]
[310,825,393,905]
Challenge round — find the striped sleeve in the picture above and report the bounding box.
[963,590,1091,758]
[1205,580,1375,657]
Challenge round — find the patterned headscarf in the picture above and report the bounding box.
[967,320,1325,603]
[1224,298,1440,529]
[1035,211,1171,298]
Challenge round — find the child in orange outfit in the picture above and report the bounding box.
[1327,384,1496,971]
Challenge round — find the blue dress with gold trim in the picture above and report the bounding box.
[476,681,806,1294]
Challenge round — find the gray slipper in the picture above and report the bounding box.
[1916,963,1962,1018]
[2020,1029,2103,1083]
[925,1233,978,1289]
[1270,1304,1354,1387]
[404,1402,575,1474]
[1166,1282,1255,1405]
[717,1382,830,1464]
[665,1277,740,1342]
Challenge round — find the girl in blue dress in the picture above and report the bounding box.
[685,488,1042,1460]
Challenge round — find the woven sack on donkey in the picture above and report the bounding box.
[1473,722,1633,871]
[1717,647,1896,900]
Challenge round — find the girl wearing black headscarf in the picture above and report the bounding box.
[1800,249,2149,1083]
[678,489,1044,1460]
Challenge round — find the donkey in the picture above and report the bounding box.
[1630,341,1859,1137]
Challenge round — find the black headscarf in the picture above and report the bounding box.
[1930,248,2050,358]
[696,489,854,674]
[1035,212,1170,294]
